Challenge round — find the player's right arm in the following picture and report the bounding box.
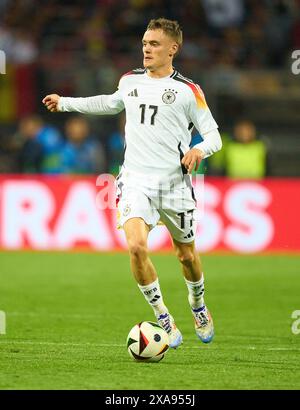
[42,90,124,115]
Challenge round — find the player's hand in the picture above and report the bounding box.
[181,148,205,174]
[42,94,61,112]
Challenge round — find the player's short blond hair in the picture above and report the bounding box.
[146,18,183,55]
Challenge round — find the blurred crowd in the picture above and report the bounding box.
[0,114,122,175]
[0,0,298,177]
[0,113,267,178]
[1,0,299,71]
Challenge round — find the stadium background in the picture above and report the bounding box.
[0,0,300,390]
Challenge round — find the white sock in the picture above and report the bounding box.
[185,276,205,310]
[138,279,169,317]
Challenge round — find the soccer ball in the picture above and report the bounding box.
[127,321,169,362]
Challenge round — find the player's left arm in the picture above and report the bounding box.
[181,86,222,173]
[181,129,222,173]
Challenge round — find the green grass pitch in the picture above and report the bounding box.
[0,251,300,390]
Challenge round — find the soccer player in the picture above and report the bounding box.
[42,18,222,348]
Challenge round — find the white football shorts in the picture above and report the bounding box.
[116,169,197,243]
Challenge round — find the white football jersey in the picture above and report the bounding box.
[58,68,221,179]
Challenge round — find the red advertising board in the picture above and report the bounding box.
[0,175,299,253]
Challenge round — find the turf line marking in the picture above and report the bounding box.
[0,341,299,351]
[0,341,123,347]
[9,312,100,319]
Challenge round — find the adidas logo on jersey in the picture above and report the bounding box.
[128,89,138,97]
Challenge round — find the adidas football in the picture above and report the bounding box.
[127,321,169,362]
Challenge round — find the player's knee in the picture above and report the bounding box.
[177,250,195,266]
[128,241,148,260]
